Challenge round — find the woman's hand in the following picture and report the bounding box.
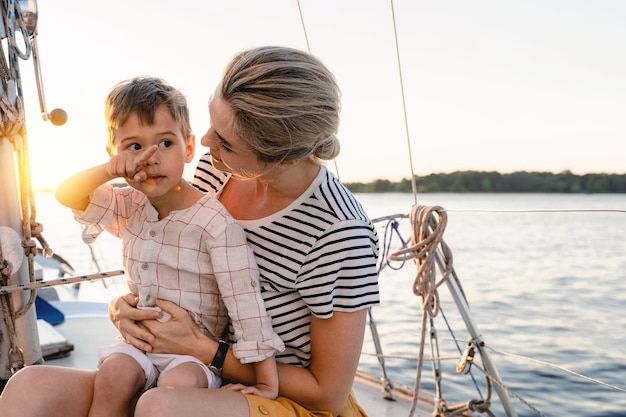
[109,293,159,352]
[141,299,208,357]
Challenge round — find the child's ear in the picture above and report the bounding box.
[106,144,113,157]
[185,134,195,163]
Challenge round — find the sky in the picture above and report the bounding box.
[10,0,626,190]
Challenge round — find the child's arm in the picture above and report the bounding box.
[222,355,279,399]
[250,356,279,399]
[55,145,157,211]
[55,163,113,211]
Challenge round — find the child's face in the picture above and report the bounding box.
[109,104,194,198]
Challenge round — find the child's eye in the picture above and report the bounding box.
[127,143,142,151]
[159,140,173,148]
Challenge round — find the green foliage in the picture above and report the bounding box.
[344,170,626,193]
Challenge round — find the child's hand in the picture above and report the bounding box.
[110,293,159,353]
[107,145,158,182]
[221,382,279,400]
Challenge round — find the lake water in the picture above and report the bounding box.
[32,191,626,417]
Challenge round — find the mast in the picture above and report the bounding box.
[0,0,65,391]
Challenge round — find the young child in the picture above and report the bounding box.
[55,76,284,417]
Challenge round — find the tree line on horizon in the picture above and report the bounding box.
[344,170,626,193]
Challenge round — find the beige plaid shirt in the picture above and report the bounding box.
[74,184,284,363]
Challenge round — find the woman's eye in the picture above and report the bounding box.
[159,140,173,148]
[219,138,232,152]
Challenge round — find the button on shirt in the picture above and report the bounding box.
[74,184,284,363]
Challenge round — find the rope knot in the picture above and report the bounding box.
[467,398,491,413]
[30,221,44,236]
[0,94,25,140]
[0,258,13,279]
[21,237,36,257]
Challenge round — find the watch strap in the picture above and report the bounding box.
[209,340,229,376]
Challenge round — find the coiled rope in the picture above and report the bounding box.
[389,205,452,315]
[385,205,495,417]
[388,205,450,416]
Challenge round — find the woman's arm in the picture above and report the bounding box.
[125,299,365,415]
[219,310,366,414]
[149,300,366,415]
[275,310,367,414]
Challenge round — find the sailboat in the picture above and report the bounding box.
[2,1,625,416]
[0,1,517,415]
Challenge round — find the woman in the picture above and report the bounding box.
[0,46,379,417]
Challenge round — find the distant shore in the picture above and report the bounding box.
[33,170,626,194]
[344,170,626,193]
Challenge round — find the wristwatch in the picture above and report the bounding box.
[209,340,229,376]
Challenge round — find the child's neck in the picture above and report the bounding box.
[149,179,202,220]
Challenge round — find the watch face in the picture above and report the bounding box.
[209,365,222,376]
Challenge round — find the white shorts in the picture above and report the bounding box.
[98,340,221,391]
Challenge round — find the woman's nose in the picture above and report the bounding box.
[201,128,217,148]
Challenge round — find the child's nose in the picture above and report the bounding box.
[144,151,159,166]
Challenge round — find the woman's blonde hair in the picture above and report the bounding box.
[220,46,341,163]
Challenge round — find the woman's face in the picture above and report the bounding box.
[201,87,261,176]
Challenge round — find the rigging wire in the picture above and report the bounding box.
[295,0,341,179]
[295,0,311,52]
[490,348,626,394]
[389,0,418,204]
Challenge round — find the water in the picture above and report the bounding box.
[32,191,626,417]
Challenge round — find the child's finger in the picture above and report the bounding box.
[135,145,158,166]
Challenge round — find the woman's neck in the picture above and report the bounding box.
[221,160,321,220]
[258,159,320,198]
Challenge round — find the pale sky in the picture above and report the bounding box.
[14,0,626,190]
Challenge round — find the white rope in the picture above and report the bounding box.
[0,270,125,295]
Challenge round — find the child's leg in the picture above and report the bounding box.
[157,362,209,388]
[88,352,146,417]
[154,354,221,388]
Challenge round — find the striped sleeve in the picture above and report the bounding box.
[296,218,380,317]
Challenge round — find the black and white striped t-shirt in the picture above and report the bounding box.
[193,153,380,367]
